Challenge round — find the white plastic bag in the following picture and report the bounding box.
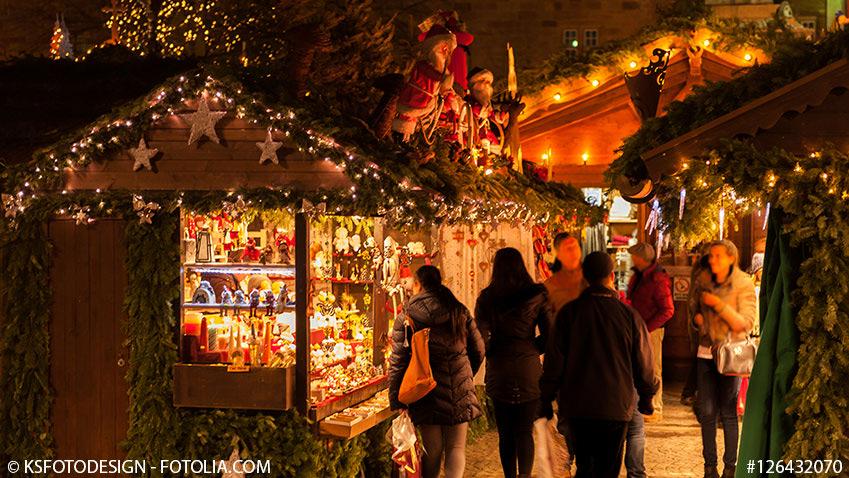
[388,411,420,477]
[533,417,554,478]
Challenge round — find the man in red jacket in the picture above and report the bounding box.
[627,243,674,420]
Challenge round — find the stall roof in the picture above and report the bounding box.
[1,58,600,224]
[641,58,849,178]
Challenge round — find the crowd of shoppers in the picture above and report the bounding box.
[389,236,755,478]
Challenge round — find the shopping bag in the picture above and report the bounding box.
[389,411,421,478]
[533,418,554,478]
[398,320,436,405]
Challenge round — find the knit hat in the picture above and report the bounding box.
[582,251,615,284]
[628,242,656,263]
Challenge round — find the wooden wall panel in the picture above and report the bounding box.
[49,218,129,463]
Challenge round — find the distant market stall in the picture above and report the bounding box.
[607,29,849,467]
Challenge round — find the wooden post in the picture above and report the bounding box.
[372,218,387,367]
[294,212,309,415]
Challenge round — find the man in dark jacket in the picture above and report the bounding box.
[540,251,657,478]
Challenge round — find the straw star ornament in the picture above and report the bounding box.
[180,96,227,145]
[129,138,158,171]
[256,130,283,165]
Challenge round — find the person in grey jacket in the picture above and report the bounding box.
[388,265,485,478]
[691,240,756,478]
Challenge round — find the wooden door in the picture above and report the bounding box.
[49,218,129,461]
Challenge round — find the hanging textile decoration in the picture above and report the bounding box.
[719,207,726,239]
[298,199,326,220]
[679,188,686,220]
[763,202,771,231]
[645,199,660,235]
[180,96,227,145]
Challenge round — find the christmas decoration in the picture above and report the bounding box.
[2,194,23,219]
[50,15,74,60]
[132,195,160,224]
[391,24,457,141]
[180,96,227,145]
[128,138,158,171]
[256,130,283,165]
[71,205,93,225]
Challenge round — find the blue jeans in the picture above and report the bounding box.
[696,358,741,468]
[625,403,646,478]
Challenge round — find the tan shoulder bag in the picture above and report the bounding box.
[398,319,436,405]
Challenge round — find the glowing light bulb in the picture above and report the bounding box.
[581,152,589,165]
[629,61,637,69]
[703,39,711,47]
[553,92,562,101]
[591,79,599,87]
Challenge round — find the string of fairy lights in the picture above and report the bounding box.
[2,71,593,230]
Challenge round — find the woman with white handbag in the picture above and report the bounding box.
[691,240,757,478]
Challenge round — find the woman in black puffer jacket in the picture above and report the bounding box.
[388,265,485,478]
[475,247,555,478]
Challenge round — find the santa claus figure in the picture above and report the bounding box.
[417,11,474,92]
[466,67,507,155]
[392,25,458,140]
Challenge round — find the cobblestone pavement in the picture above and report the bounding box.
[465,383,731,478]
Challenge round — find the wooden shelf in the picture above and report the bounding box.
[309,376,388,422]
[319,394,394,439]
[608,218,638,224]
[183,263,296,275]
[182,303,296,311]
[311,277,375,285]
[173,363,295,410]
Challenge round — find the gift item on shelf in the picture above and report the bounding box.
[196,228,213,263]
[191,280,215,304]
[334,226,350,254]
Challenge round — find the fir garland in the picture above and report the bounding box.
[0,212,54,463]
[636,139,849,467]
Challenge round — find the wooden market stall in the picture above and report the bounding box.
[0,61,598,468]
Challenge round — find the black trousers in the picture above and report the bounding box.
[565,417,628,478]
[493,399,538,478]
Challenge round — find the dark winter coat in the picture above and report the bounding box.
[540,285,658,421]
[388,290,485,426]
[626,262,675,332]
[475,283,555,404]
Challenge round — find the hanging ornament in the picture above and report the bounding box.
[71,205,93,226]
[180,96,227,145]
[129,138,159,171]
[435,202,449,218]
[678,188,686,220]
[220,447,245,478]
[256,130,283,165]
[645,199,660,234]
[298,199,326,220]
[763,202,771,231]
[2,193,23,219]
[132,195,161,224]
[718,207,726,239]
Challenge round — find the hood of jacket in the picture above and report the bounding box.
[405,290,458,327]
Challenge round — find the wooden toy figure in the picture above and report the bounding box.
[262,289,276,316]
[234,289,247,305]
[249,288,261,317]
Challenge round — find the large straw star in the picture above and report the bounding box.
[180,96,227,145]
[129,138,159,171]
[256,130,283,165]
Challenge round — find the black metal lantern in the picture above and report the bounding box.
[625,48,671,121]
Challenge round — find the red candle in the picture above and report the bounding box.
[199,317,208,352]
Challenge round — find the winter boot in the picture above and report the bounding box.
[704,465,720,478]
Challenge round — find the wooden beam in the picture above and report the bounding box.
[294,212,309,415]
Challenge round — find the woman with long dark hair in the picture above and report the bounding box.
[475,248,555,478]
[388,265,485,478]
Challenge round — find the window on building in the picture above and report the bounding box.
[800,18,816,30]
[563,29,578,49]
[584,29,599,48]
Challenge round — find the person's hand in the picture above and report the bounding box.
[701,292,721,307]
[693,313,704,326]
[538,400,554,420]
[638,396,654,416]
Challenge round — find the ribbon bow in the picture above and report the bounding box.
[133,195,161,224]
[299,199,326,218]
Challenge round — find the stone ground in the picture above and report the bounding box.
[465,382,730,478]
